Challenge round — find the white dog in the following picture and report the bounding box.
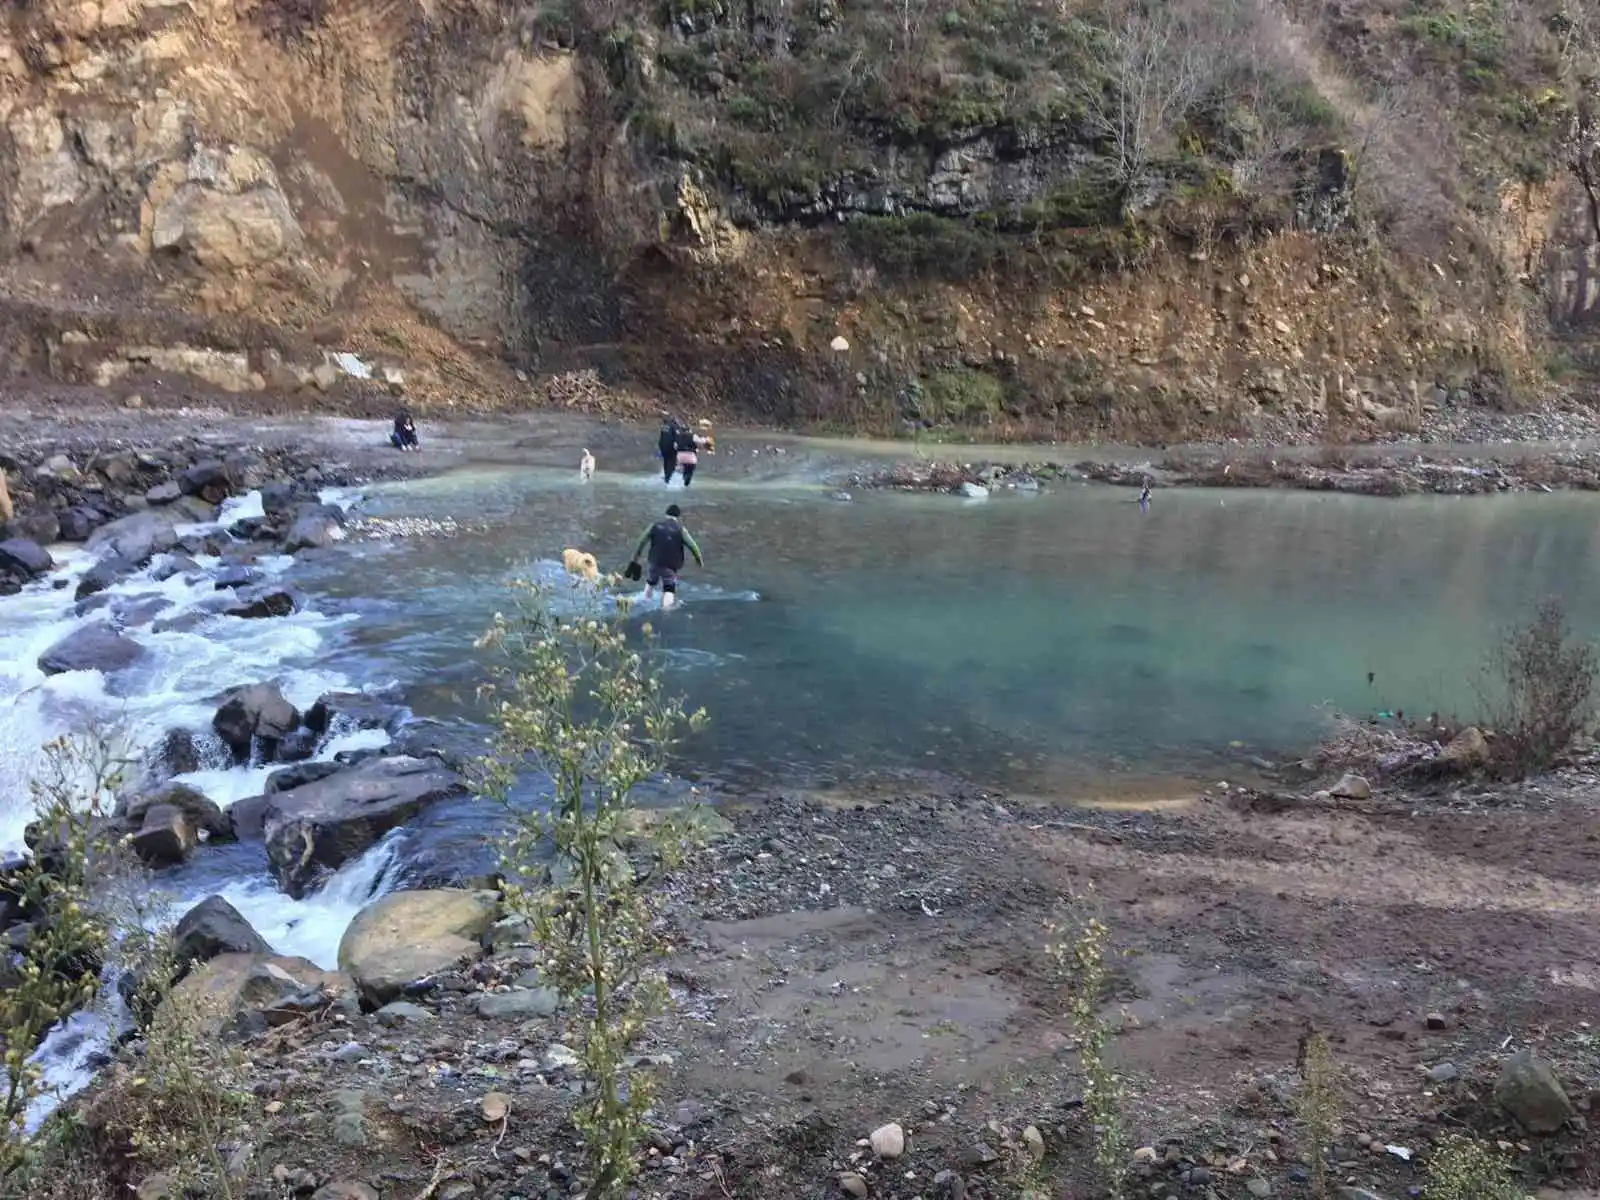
[579,448,595,482]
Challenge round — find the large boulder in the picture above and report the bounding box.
[38,622,144,676]
[0,538,52,577]
[282,504,345,553]
[228,794,269,841]
[1495,1048,1574,1133]
[264,761,344,794]
[177,461,235,505]
[130,804,197,866]
[117,782,230,842]
[213,683,300,762]
[306,689,408,736]
[221,584,304,619]
[336,889,498,1008]
[262,756,468,898]
[74,554,139,601]
[174,895,271,968]
[85,510,181,565]
[168,951,351,1039]
[152,183,304,272]
[1436,726,1490,773]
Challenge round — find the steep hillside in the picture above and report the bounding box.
[0,0,1596,440]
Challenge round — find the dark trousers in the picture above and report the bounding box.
[661,453,675,482]
[680,461,696,487]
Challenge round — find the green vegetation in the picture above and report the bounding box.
[1425,1134,1530,1200]
[1294,1032,1343,1198]
[477,583,707,1199]
[923,366,1007,422]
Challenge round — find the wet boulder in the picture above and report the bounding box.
[168,951,353,1039]
[74,554,140,601]
[7,511,61,547]
[130,804,198,866]
[221,584,304,619]
[262,756,468,898]
[149,553,200,583]
[136,728,207,785]
[228,794,269,840]
[306,688,408,736]
[86,510,181,565]
[0,538,53,578]
[282,504,345,553]
[336,888,499,1008]
[37,622,144,676]
[178,460,236,505]
[213,683,300,762]
[264,761,345,794]
[117,782,230,842]
[274,728,319,763]
[212,564,263,591]
[174,895,271,969]
[259,482,299,518]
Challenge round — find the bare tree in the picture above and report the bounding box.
[1076,0,1212,201]
[1557,3,1600,246]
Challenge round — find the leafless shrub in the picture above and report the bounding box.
[1311,710,1441,781]
[1479,598,1598,778]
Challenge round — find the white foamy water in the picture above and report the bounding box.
[0,487,411,1121]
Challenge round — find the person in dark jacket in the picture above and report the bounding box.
[391,411,420,451]
[657,414,680,483]
[628,503,703,610]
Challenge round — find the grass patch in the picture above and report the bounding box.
[922,366,1007,422]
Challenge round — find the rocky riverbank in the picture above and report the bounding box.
[29,768,1600,1200]
[852,444,1600,499]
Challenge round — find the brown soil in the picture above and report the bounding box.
[40,780,1600,1200]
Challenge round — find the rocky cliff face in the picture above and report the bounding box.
[0,0,1594,439]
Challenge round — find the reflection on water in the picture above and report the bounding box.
[297,467,1600,789]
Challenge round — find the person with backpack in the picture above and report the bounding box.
[625,503,703,610]
[657,413,681,483]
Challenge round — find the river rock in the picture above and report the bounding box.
[282,505,344,553]
[170,951,352,1039]
[306,688,408,735]
[375,1000,436,1027]
[840,1174,869,1199]
[1329,773,1371,800]
[263,756,468,897]
[57,506,105,542]
[222,584,304,619]
[259,482,299,517]
[264,760,344,794]
[130,804,198,865]
[86,510,181,564]
[212,564,263,591]
[1495,1047,1573,1132]
[145,481,182,506]
[274,728,319,763]
[149,553,200,583]
[213,683,301,761]
[309,1182,378,1200]
[0,538,53,577]
[74,554,139,600]
[336,888,499,1007]
[473,986,559,1020]
[117,782,231,842]
[37,622,144,675]
[229,793,269,840]
[8,511,61,548]
[174,895,272,967]
[178,460,235,505]
[870,1122,906,1160]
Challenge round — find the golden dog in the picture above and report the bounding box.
[562,547,599,583]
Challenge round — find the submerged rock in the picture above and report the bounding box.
[221,583,304,620]
[305,688,408,735]
[174,895,272,968]
[264,760,345,794]
[213,683,301,761]
[74,554,140,600]
[1495,1047,1573,1133]
[336,888,499,1007]
[262,756,468,898]
[37,622,144,675]
[282,507,343,553]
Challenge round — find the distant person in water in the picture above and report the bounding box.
[673,419,700,487]
[628,503,703,611]
[1138,480,1151,511]
[392,411,420,452]
[657,413,680,483]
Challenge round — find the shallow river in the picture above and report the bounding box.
[4,447,1600,1112]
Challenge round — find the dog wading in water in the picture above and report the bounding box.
[626,503,703,610]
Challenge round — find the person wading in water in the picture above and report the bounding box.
[625,503,703,610]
